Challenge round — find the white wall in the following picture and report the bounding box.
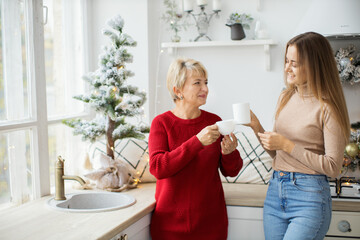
[152,0,360,130]
[149,0,317,130]
[90,0,360,130]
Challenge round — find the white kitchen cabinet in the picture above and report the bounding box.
[325,211,360,239]
[112,207,265,240]
[111,213,152,240]
[227,206,265,240]
[227,206,360,240]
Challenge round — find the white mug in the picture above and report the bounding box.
[233,102,250,124]
[216,119,235,135]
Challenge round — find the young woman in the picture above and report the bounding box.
[148,57,243,240]
[247,32,350,240]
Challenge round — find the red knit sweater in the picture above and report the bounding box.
[149,110,243,240]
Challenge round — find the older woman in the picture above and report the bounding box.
[148,57,243,240]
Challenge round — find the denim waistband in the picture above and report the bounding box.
[273,170,328,180]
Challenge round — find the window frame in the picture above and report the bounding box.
[0,0,91,204]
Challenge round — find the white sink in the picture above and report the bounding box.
[47,192,136,213]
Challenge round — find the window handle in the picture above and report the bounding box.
[43,6,48,25]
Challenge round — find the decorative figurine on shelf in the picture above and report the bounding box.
[63,15,149,191]
[335,44,360,85]
[226,12,254,40]
[184,0,221,41]
[254,20,268,40]
[162,0,191,42]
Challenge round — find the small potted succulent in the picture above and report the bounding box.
[226,13,254,40]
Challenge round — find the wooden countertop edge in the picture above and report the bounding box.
[226,199,265,207]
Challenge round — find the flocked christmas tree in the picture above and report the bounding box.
[63,15,149,160]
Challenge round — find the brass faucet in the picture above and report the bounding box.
[55,156,86,200]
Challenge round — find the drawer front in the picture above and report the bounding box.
[326,211,360,238]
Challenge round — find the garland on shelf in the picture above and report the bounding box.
[335,44,360,85]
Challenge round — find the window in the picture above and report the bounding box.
[44,0,86,118]
[0,0,90,207]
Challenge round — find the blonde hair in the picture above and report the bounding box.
[166,57,208,101]
[276,32,350,142]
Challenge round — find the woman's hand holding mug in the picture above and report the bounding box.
[221,133,238,155]
[197,124,221,146]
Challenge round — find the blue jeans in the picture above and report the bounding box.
[263,171,332,240]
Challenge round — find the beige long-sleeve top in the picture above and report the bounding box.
[273,91,346,178]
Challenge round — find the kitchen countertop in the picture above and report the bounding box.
[1,183,359,240]
[222,183,360,212]
[0,184,156,240]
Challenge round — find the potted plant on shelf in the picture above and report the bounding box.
[162,0,191,42]
[226,13,254,40]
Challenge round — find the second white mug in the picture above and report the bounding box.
[233,102,250,124]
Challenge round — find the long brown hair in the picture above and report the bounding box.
[276,32,350,141]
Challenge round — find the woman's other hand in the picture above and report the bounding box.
[258,131,294,154]
[197,124,221,146]
[221,133,238,155]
